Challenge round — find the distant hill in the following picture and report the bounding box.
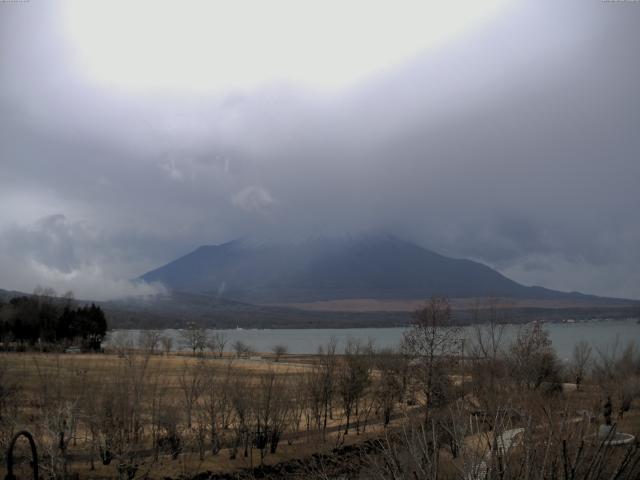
[100,290,410,329]
[100,290,639,329]
[0,288,22,301]
[138,234,619,304]
[2,283,637,331]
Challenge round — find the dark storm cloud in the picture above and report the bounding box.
[1,0,639,299]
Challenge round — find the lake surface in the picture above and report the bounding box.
[108,318,640,360]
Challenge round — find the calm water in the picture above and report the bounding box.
[108,318,640,360]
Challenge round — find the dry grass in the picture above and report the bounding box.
[3,350,639,479]
[2,351,309,391]
[1,351,400,478]
[264,296,636,312]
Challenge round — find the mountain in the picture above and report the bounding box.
[138,234,610,304]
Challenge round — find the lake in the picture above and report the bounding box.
[107,318,640,360]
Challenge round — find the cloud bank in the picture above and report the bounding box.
[0,215,165,300]
[1,1,639,299]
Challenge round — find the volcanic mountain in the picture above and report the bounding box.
[138,235,605,304]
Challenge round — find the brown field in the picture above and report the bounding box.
[0,350,413,479]
[264,296,638,312]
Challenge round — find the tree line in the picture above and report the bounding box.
[0,288,107,351]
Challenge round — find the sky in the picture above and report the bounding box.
[1,0,640,301]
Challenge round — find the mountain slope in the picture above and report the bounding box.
[139,234,605,304]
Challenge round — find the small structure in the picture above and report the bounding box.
[594,397,635,446]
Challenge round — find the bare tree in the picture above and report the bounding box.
[155,404,182,460]
[178,360,204,429]
[469,297,509,409]
[317,337,338,440]
[95,352,154,479]
[200,360,234,456]
[509,322,560,391]
[571,340,592,391]
[111,331,133,357]
[138,330,162,354]
[232,340,253,358]
[338,339,372,435]
[207,332,227,358]
[593,338,640,420]
[402,296,461,425]
[229,373,251,460]
[32,356,84,479]
[304,368,324,433]
[147,358,171,461]
[271,343,288,362]
[41,401,80,478]
[251,370,292,462]
[373,348,404,427]
[160,335,173,355]
[289,372,309,438]
[180,323,208,356]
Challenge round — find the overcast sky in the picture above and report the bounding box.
[1,0,639,300]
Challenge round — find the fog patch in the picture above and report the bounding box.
[231,186,276,213]
[0,215,166,300]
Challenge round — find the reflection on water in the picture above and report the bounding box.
[107,318,639,360]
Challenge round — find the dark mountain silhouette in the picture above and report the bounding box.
[138,234,610,304]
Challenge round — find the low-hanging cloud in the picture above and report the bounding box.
[0,215,165,300]
[1,1,639,300]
